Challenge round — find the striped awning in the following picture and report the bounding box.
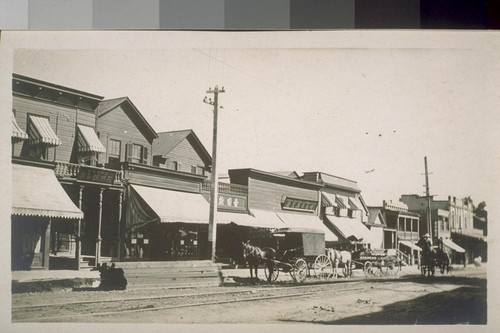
[28,115,61,146]
[77,124,106,153]
[335,195,348,209]
[324,215,370,242]
[348,198,359,210]
[12,114,28,140]
[12,163,83,219]
[321,192,337,207]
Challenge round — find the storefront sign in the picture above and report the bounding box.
[282,197,318,212]
[218,194,247,210]
[77,167,117,184]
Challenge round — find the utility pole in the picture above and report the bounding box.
[424,156,432,239]
[204,85,224,262]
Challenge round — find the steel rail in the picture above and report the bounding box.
[14,285,366,323]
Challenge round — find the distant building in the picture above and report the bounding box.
[301,172,371,251]
[400,195,486,264]
[368,201,420,266]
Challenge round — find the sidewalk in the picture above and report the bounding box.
[11,263,484,293]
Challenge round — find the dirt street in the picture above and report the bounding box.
[12,265,487,325]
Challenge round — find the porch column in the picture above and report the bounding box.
[76,185,84,270]
[95,188,104,267]
[117,190,123,261]
[44,218,51,269]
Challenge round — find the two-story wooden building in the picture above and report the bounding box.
[11,74,124,270]
[300,172,371,251]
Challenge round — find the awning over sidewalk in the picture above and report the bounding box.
[77,124,106,153]
[443,239,466,253]
[324,215,370,242]
[12,163,83,219]
[130,185,209,226]
[276,212,337,241]
[28,115,61,146]
[399,240,421,251]
[249,209,287,229]
[216,211,261,228]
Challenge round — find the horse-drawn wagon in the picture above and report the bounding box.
[242,227,353,283]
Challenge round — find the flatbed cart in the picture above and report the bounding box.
[351,248,402,277]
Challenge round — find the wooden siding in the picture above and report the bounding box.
[158,137,209,175]
[98,105,152,165]
[248,177,319,213]
[12,96,96,162]
[126,170,202,193]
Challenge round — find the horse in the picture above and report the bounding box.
[326,248,352,278]
[241,241,276,283]
[435,247,452,274]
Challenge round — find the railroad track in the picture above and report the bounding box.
[13,282,365,322]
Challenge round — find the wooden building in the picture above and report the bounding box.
[224,169,336,256]
[11,74,123,270]
[301,172,371,251]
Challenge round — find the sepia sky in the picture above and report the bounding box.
[1,31,499,221]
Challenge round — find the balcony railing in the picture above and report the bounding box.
[451,227,485,239]
[202,180,248,195]
[54,162,123,184]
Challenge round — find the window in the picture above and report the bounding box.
[108,139,121,158]
[191,165,205,175]
[126,143,149,164]
[172,161,179,171]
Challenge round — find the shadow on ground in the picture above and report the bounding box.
[282,277,487,325]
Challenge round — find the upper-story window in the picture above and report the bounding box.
[126,143,149,165]
[107,139,121,168]
[191,165,205,176]
[23,114,61,161]
[172,161,179,171]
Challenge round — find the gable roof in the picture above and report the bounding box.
[98,97,157,142]
[153,129,212,165]
[367,207,387,227]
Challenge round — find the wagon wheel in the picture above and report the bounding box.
[292,259,308,283]
[264,262,279,282]
[381,257,399,276]
[314,254,333,279]
[363,261,374,277]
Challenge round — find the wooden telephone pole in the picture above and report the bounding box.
[424,156,432,239]
[204,85,224,262]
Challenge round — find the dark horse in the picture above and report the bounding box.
[242,241,276,283]
[435,247,452,274]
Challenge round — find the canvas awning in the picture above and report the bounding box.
[130,184,209,225]
[28,115,61,146]
[276,212,337,241]
[216,211,260,228]
[77,124,106,153]
[324,215,370,242]
[12,163,83,219]
[399,240,421,251]
[442,239,466,253]
[321,192,338,207]
[249,209,287,229]
[12,114,28,140]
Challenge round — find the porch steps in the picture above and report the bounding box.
[113,260,222,290]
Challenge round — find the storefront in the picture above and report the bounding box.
[125,184,210,261]
[11,161,83,270]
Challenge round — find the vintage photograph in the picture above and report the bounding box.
[1,31,497,328]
